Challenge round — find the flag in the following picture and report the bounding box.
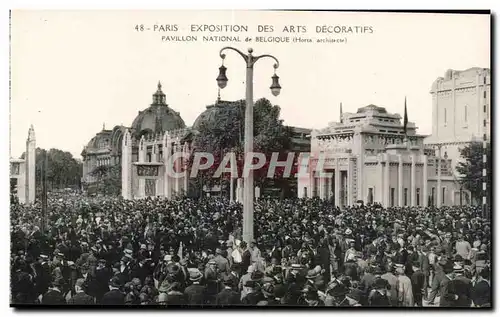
[403,97,408,136]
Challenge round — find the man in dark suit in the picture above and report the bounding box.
[41,279,66,305]
[471,267,491,307]
[101,277,125,305]
[216,275,240,306]
[184,269,206,305]
[418,246,431,299]
[34,254,51,297]
[368,278,391,307]
[410,261,426,306]
[67,278,95,305]
[441,264,472,307]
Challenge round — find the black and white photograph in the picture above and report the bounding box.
[8,9,492,309]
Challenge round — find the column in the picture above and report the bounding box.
[377,155,383,203]
[164,134,172,199]
[384,153,390,207]
[319,174,326,200]
[174,143,181,195]
[357,135,364,201]
[183,143,189,194]
[410,154,416,206]
[398,154,403,206]
[138,136,146,198]
[334,159,340,207]
[230,178,234,202]
[347,157,353,206]
[423,155,428,207]
[436,147,442,207]
[236,178,244,202]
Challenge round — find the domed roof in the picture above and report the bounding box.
[193,99,244,131]
[356,104,387,114]
[131,82,186,138]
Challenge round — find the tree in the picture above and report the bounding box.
[20,148,83,195]
[88,164,121,196]
[456,142,491,205]
[189,98,294,197]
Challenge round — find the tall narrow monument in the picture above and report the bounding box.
[25,125,36,203]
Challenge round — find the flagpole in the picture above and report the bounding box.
[403,96,409,150]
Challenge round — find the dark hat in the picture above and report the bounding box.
[109,276,122,288]
[244,280,257,288]
[273,284,287,298]
[346,289,363,303]
[251,270,264,281]
[329,284,349,297]
[441,261,454,274]
[373,278,389,289]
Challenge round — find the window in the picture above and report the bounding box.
[404,188,408,206]
[304,187,308,198]
[390,188,395,207]
[147,153,152,162]
[442,187,446,204]
[444,108,447,124]
[464,105,468,122]
[431,187,436,206]
[368,188,374,204]
[416,188,420,206]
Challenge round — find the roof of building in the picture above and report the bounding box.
[130,82,186,138]
[356,104,388,114]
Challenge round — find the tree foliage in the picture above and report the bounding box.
[87,164,121,196]
[20,148,82,194]
[456,142,491,204]
[189,98,295,195]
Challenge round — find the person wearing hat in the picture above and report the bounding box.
[395,262,413,307]
[239,265,255,300]
[410,261,425,307]
[298,284,323,306]
[67,278,95,305]
[241,280,263,305]
[204,260,219,304]
[368,278,391,307]
[216,274,240,306]
[426,260,453,306]
[471,267,491,307]
[324,283,350,307]
[40,279,66,305]
[257,283,277,306]
[183,269,206,305]
[34,254,52,298]
[101,276,125,305]
[213,248,230,274]
[440,263,472,307]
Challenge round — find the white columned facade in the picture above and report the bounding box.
[138,136,146,198]
[319,175,326,200]
[121,129,133,200]
[410,154,416,206]
[183,143,189,194]
[436,146,442,207]
[164,133,172,199]
[398,154,403,206]
[384,153,390,207]
[423,155,428,207]
[334,158,340,207]
[377,155,383,203]
[347,157,353,206]
[174,142,181,195]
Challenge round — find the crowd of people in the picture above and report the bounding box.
[10,192,491,307]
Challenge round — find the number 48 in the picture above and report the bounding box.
[135,24,145,31]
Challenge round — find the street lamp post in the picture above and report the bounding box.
[216,47,281,243]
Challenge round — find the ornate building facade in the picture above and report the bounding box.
[298,105,462,207]
[10,125,36,204]
[82,82,311,199]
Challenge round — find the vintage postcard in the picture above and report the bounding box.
[9,10,491,308]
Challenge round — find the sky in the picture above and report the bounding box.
[10,10,490,159]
